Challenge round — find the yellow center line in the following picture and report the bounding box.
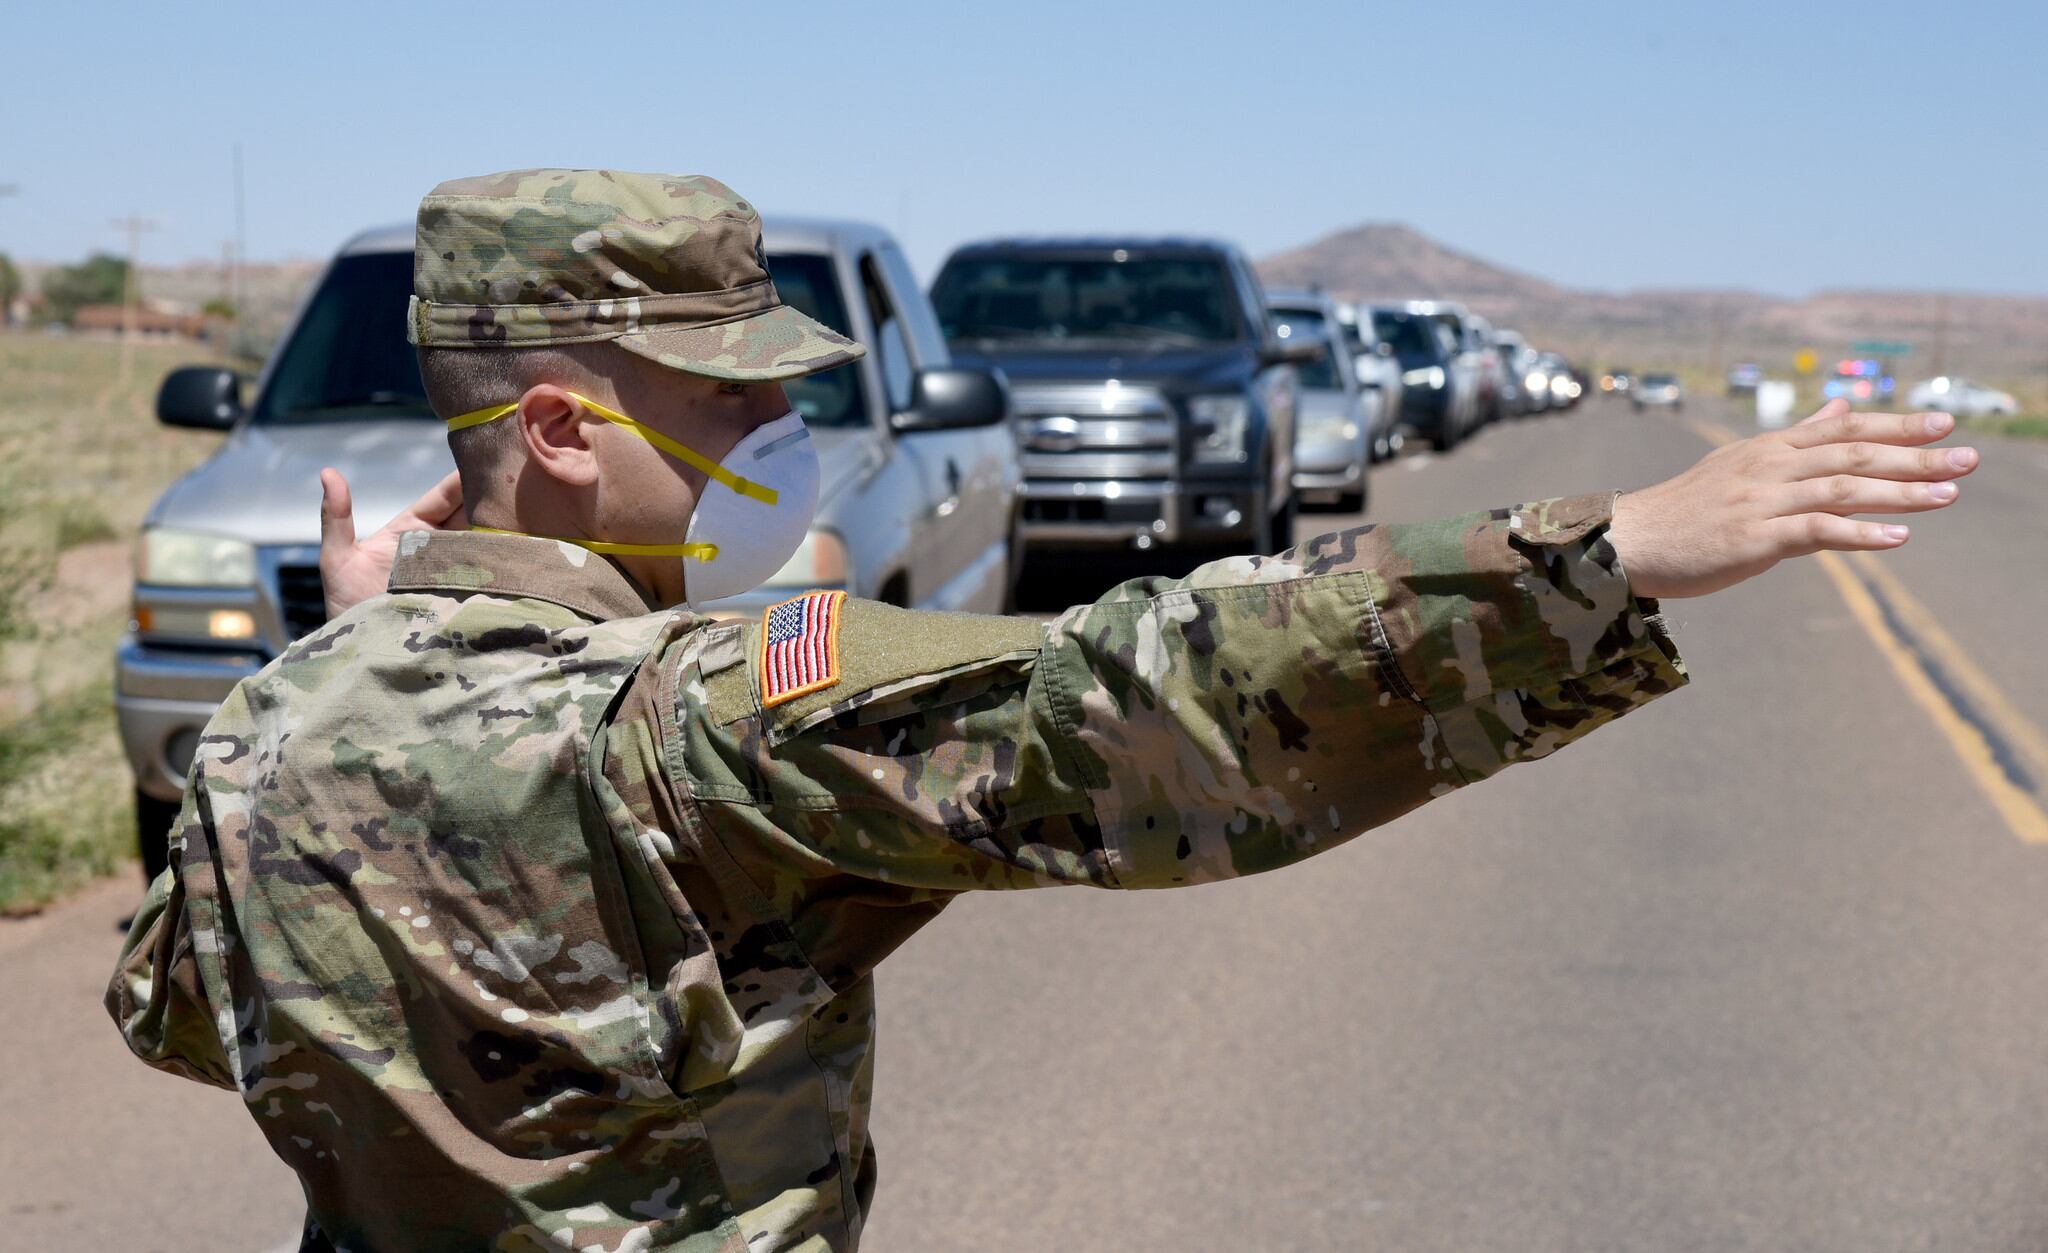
[1685,416,2048,844]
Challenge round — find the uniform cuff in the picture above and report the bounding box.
[1372,492,1685,710]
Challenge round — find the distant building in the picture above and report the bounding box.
[69,302,213,340]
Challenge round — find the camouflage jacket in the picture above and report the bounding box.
[109,495,1685,1252]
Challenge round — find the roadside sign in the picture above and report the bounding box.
[1850,340,1912,356]
[1794,348,1817,375]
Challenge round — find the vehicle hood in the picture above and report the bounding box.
[1296,390,1356,424]
[949,342,1257,392]
[149,419,455,545]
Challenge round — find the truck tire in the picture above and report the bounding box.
[1258,483,1298,554]
[135,788,179,883]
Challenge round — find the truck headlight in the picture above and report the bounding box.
[1300,416,1359,443]
[1525,371,1548,392]
[1402,366,1445,390]
[760,529,850,589]
[1187,394,1250,462]
[136,528,257,587]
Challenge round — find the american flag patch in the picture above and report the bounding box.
[758,590,847,708]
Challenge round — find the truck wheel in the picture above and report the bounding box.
[1261,489,1298,554]
[135,788,179,883]
[1333,487,1366,515]
[999,527,1025,615]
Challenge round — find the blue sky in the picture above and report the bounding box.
[3,0,2039,295]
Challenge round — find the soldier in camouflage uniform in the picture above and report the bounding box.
[108,169,1978,1252]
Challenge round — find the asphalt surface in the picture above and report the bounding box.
[7,397,2046,1251]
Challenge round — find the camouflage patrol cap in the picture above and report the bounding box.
[408,168,864,381]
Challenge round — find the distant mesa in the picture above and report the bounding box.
[1256,224,2048,380]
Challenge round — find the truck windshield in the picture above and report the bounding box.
[1268,310,1341,390]
[254,251,432,425]
[932,255,1244,346]
[252,249,869,430]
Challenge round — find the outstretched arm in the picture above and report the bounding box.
[687,399,1974,894]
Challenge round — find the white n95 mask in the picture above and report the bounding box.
[446,392,820,610]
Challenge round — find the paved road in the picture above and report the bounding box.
[7,398,2045,1250]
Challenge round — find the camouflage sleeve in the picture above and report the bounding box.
[1055,491,1686,888]
[688,492,1683,895]
[105,793,236,1089]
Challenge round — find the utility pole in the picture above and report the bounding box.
[1707,299,1727,381]
[110,213,158,384]
[232,143,247,334]
[1930,292,1949,379]
[0,185,17,328]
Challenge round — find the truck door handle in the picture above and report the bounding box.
[935,461,962,519]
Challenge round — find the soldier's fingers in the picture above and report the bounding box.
[1780,406,1955,450]
[1792,397,1851,427]
[397,471,466,532]
[1769,512,1911,558]
[319,467,356,552]
[1799,441,1980,482]
[1777,475,1962,517]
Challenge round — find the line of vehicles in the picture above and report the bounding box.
[118,215,1585,870]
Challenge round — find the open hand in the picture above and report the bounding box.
[318,468,466,620]
[1607,399,1977,599]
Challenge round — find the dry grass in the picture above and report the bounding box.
[0,330,226,912]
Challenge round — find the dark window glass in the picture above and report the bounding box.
[932,255,1245,346]
[1268,309,1341,390]
[254,252,431,425]
[1369,311,1439,360]
[766,253,868,429]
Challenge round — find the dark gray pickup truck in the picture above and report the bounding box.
[931,237,1312,558]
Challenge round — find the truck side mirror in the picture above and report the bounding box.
[1261,336,1323,367]
[156,366,243,430]
[891,367,1009,432]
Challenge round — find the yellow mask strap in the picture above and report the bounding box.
[471,526,719,562]
[444,391,778,505]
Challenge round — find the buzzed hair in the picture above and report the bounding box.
[416,342,630,503]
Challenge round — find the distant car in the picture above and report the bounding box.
[1541,354,1584,409]
[1491,329,1540,416]
[1403,301,1489,437]
[1268,290,1371,513]
[1906,376,2017,416]
[1822,357,1896,406]
[1726,362,1763,397]
[1601,368,1633,396]
[1333,301,1404,460]
[1632,373,1683,411]
[1461,312,1507,424]
[1371,305,1472,450]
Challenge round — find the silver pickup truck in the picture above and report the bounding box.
[122,217,1019,872]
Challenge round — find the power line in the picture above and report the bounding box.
[110,213,159,383]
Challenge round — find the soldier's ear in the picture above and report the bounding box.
[517,384,599,487]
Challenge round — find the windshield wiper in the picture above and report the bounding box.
[1087,322,1213,347]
